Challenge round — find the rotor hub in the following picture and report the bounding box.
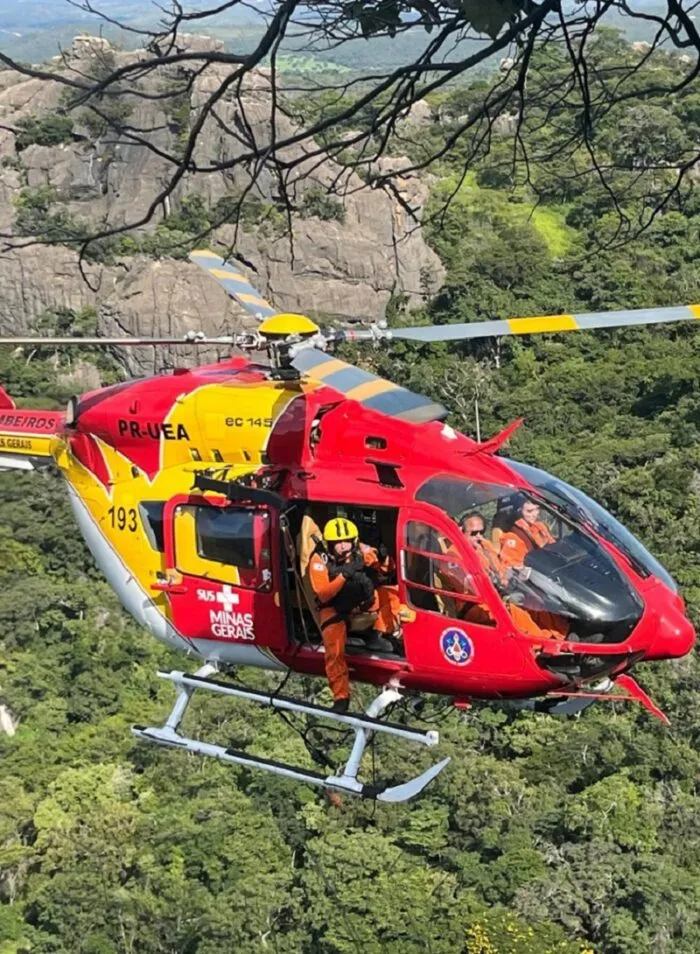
[258,313,320,340]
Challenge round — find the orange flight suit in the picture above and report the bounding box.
[461,536,566,640]
[308,544,399,701]
[465,537,509,626]
[500,518,555,569]
[508,603,567,640]
[437,541,497,626]
[495,525,566,639]
[360,544,400,635]
[474,537,509,588]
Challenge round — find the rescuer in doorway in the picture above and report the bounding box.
[308,518,397,712]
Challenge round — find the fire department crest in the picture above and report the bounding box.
[440,627,474,667]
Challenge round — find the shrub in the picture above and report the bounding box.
[300,188,346,222]
[15,114,74,150]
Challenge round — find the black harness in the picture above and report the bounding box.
[314,542,374,628]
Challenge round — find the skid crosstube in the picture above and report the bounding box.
[132,669,450,803]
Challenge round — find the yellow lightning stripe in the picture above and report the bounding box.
[345,379,398,401]
[507,315,579,335]
[689,305,700,318]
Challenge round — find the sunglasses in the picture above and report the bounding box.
[467,529,485,537]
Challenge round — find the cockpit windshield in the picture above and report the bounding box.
[417,474,644,644]
[503,459,678,593]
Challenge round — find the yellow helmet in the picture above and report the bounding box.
[323,517,359,544]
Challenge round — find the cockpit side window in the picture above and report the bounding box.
[405,521,461,557]
[401,520,496,626]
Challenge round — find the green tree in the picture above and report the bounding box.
[15,114,74,150]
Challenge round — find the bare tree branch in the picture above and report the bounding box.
[0,0,697,271]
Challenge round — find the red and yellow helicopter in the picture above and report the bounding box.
[0,250,696,801]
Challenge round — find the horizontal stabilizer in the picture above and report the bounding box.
[292,347,447,423]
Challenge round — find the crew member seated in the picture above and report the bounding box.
[500,497,555,569]
[461,514,510,590]
[308,518,398,713]
[461,512,567,640]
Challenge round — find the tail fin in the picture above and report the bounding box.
[0,392,64,471]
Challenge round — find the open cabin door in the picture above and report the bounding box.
[397,506,522,682]
[158,493,288,661]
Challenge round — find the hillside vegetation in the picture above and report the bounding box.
[1,31,700,954]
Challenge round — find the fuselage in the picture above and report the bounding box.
[48,355,695,700]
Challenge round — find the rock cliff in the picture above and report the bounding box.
[0,34,443,369]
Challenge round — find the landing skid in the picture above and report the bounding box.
[132,668,450,803]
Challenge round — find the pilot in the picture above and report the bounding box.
[461,512,567,640]
[460,513,510,590]
[446,513,506,626]
[500,497,555,569]
[308,518,397,712]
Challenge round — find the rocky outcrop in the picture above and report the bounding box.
[0,246,99,329]
[0,246,255,373]
[0,33,444,356]
[396,98,433,130]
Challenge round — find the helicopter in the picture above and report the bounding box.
[0,248,696,802]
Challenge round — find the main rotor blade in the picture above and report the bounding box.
[189,249,277,319]
[388,304,700,342]
[292,347,447,423]
[0,336,235,346]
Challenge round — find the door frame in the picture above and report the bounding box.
[160,492,292,653]
[396,502,521,677]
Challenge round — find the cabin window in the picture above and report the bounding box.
[174,505,272,590]
[196,507,256,568]
[401,520,494,625]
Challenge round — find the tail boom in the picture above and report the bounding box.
[0,392,64,470]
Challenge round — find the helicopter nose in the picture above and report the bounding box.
[642,604,696,661]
